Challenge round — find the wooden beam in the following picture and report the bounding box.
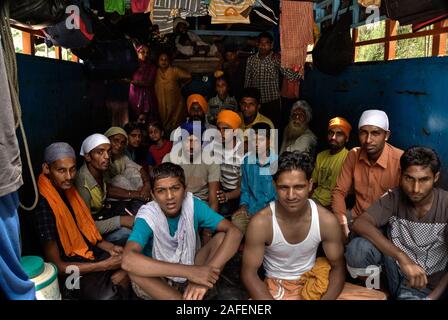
[12,25,45,37]
[384,19,398,60]
[55,47,62,60]
[22,32,35,55]
[432,21,447,56]
[355,26,448,47]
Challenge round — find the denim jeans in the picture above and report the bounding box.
[345,237,431,300]
[104,227,132,246]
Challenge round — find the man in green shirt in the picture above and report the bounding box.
[311,117,352,209]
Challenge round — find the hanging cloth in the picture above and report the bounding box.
[279,0,314,99]
[131,0,150,12]
[280,0,314,74]
[105,0,126,15]
[358,0,381,7]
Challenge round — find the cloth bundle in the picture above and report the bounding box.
[208,0,255,24]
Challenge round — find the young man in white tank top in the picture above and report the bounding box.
[241,151,386,300]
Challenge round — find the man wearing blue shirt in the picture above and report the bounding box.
[232,122,278,234]
[122,163,242,300]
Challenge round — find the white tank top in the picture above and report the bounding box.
[263,199,321,280]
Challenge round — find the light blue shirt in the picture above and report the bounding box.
[239,153,278,215]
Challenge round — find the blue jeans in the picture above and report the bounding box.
[345,237,431,300]
[104,227,132,246]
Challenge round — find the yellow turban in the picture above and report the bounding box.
[187,94,208,114]
[328,117,352,138]
[216,110,242,129]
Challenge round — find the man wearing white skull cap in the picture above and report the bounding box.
[75,134,134,245]
[331,109,403,240]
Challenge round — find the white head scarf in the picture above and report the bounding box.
[80,134,110,156]
[358,109,389,131]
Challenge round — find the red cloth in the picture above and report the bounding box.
[149,140,173,165]
[131,0,150,13]
[280,0,314,76]
[280,78,300,99]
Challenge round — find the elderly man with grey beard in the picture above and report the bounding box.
[280,100,317,157]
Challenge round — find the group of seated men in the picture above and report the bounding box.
[33,86,448,300]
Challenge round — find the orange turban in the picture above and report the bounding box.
[187,94,208,114]
[216,110,242,129]
[328,117,352,138]
[214,70,224,78]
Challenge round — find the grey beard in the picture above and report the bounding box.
[284,122,308,142]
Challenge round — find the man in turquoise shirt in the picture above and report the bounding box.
[122,163,242,300]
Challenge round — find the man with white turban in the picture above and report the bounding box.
[35,142,129,299]
[331,109,404,241]
[75,134,134,245]
[280,100,317,157]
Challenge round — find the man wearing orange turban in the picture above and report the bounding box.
[215,110,244,217]
[216,109,242,130]
[311,117,351,209]
[186,94,216,130]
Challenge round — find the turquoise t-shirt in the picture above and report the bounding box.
[128,197,224,257]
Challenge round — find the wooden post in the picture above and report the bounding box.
[22,31,35,55]
[55,47,62,60]
[432,21,447,57]
[384,19,398,60]
[352,28,359,61]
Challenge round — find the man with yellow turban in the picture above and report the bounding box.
[311,117,352,209]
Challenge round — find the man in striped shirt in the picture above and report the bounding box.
[215,110,244,217]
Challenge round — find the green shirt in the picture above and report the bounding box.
[75,163,108,215]
[312,148,349,207]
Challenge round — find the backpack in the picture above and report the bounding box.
[9,0,68,30]
[83,39,139,79]
[312,6,354,76]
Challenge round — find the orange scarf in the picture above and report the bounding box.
[38,173,102,260]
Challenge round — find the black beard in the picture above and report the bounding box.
[191,115,205,122]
